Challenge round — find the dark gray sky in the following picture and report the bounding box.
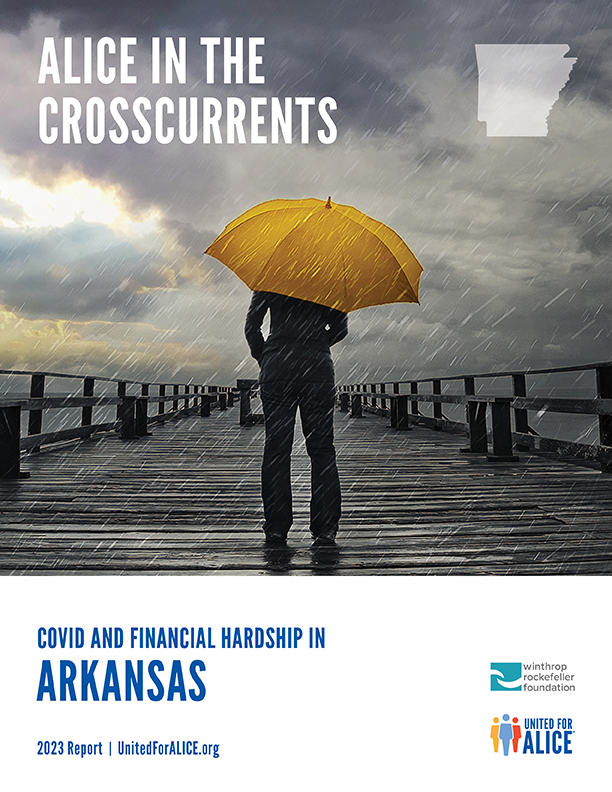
[0,0,611,387]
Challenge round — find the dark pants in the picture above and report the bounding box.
[259,347,341,539]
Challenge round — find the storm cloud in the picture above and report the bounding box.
[0,0,611,386]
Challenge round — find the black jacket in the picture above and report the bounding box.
[245,291,348,363]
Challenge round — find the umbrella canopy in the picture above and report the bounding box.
[205,197,423,313]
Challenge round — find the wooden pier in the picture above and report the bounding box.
[1,405,611,576]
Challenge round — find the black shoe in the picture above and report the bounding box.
[311,534,336,546]
[264,533,288,546]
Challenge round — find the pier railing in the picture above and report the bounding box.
[0,368,236,478]
[339,361,612,473]
[4,361,612,480]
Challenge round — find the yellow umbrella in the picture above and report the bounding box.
[205,196,423,313]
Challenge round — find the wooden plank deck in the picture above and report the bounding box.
[1,406,611,575]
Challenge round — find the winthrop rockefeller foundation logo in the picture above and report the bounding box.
[491,662,575,692]
[491,662,522,691]
[490,716,574,755]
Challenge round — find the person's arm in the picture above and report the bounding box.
[326,310,348,346]
[244,291,269,362]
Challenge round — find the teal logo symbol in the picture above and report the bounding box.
[491,662,522,691]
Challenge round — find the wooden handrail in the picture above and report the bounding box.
[340,361,612,471]
[0,368,237,478]
[390,360,612,384]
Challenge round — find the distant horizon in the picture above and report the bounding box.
[2,353,611,388]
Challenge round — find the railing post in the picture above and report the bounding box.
[461,377,488,454]
[350,393,363,418]
[183,384,190,412]
[370,383,377,409]
[390,383,399,428]
[396,394,409,430]
[239,383,250,424]
[237,380,256,425]
[433,379,442,428]
[488,398,519,462]
[200,390,211,417]
[81,377,94,432]
[227,390,234,408]
[119,395,137,439]
[380,382,387,410]
[596,365,612,473]
[158,384,166,418]
[0,405,29,478]
[135,397,150,437]
[135,384,149,436]
[116,382,126,422]
[28,373,45,452]
[173,384,179,413]
[410,382,419,420]
[512,373,530,451]
[339,392,349,412]
[219,392,227,411]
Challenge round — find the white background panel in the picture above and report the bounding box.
[0,576,607,791]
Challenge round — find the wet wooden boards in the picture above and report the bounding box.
[1,409,611,575]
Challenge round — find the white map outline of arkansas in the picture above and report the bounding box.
[475,44,577,137]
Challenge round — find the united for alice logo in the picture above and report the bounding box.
[490,716,574,755]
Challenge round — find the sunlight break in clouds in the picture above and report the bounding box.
[0,160,163,236]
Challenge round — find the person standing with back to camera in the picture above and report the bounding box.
[245,290,348,546]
